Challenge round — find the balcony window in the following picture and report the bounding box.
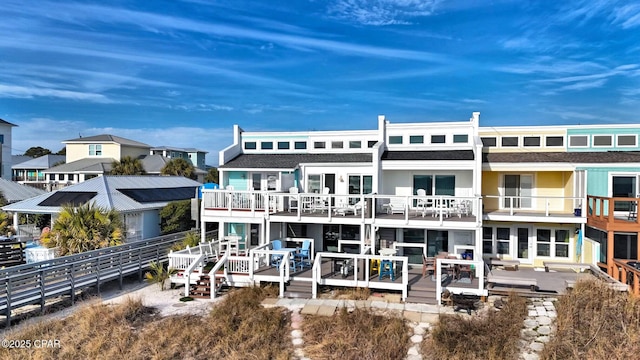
[431,135,445,144]
[523,137,541,147]
[569,135,588,147]
[277,141,290,150]
[294,141,307,150]
[501,137,518,147]
[496,227,510,255]
[427,230,448,257]
[481,137,497,147]
[503,174,532,208]
[409,135,424,144]
[617,135,637,147]
[614,233,638,260]
[593,135,612,147]
[546,136,564,147]
[389,136,403,144]
[536,229,551,256]
[244,142,257,150]
[453,134,468,143]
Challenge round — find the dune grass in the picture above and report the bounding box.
[0,286,291,360]
[421,293,527,360]
[302,307,410,360]
[541,279,640,360]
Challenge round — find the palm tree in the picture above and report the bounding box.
[161,158,196,180]
[110,156,146,175]
[204,167,219,184]
[145,261,177,290]
[41,202,124,255]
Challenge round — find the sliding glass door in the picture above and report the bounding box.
[503,175,532,209]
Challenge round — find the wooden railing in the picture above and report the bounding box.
[610,259,640,295]
[0,231,195,327]
[587,195,640,227]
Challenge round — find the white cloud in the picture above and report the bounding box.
[327,0,441,26]
[0,84,112,103]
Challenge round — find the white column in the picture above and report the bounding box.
[12,212,18,236]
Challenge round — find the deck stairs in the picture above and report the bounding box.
[405,273,438,305]
[189,274,227,299]
[284,279,313,298]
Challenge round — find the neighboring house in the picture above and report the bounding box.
[0,178,47,239]
[0,118,17,181]
[199,112,640,300]
[150,146,208,170]
[12,154,66,189]
[2,175,201,241]
[42,135,205,189]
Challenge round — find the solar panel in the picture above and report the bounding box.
[117,186,197,203]
[38,191,98,207]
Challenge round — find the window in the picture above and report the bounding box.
[536,229,551,256]
[89,144,102,156]
[555,230,570,258]
[427,230,448,257]
[389,136,403,144]
[431,135,445,144]
[617,135,637,147]
[483,227,493,254]
[453,134,468,143]
[308,174,321,193]
[58,174,65,181]
[501,137,518,147]
[368,140,377,148]
[410,135,424,144]
[244,142,257,150]
[348,175,373,204]
[481,137,497,147]
[314,141,326,149]
[412,174,454,196]
[277,141,290,150]
[294,141,307,150]
[546,136,564,147]
[67,174,74,182]
[523,137,541,147]
[593,135,612,147]
[261,142,273,150]
[331,141,343,149]
[503,174,532,208]
[569,135,588,147]
[349,141,361,149]
[614,233,638,260]
[0,134,4,143]
[496,227,510,255]
[252,173,261,190]
[586,226,607,263]
[612,175,637,211]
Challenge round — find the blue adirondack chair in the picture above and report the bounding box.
[271,240,283,267]
[294,240,312,269]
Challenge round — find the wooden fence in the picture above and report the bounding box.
[0,241,26,267]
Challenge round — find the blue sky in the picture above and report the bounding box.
[1,0,639,165]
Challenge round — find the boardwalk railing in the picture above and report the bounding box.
[0,231,204,327]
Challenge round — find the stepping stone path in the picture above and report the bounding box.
[519,297,557,360]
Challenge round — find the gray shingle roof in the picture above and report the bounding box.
[43,158,114,173]
[12,155,66,169]
[382,150,475,161]
[0,178,46,203]
[0,118,17,126]
[483,151,640,164]
[2,175,201,214]
[220,153,373,169]
[63,134,150,148]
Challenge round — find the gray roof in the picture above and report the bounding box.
[220,153,373,169]
[43,158,114,174]
[63,134,151,148]
[2,175,201,214]
[151,146,208,153]
[382,150,475,161]
[483,151,640,164]
[12,155,33,166]
[12,155,66,170]
[138,154,207,175]
[0,178,46,203]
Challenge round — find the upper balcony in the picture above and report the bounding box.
[483,195,585,224]
[201,190,480,227]
[586,195,640,232]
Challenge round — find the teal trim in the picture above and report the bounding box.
[579,167,640,197]
[227,171,248,190]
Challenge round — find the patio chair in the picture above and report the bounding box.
[293,239,312,269]
[415,189,434,216]
[386,197,406,215]
[422,255,435,278]
[270,240,283,267]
